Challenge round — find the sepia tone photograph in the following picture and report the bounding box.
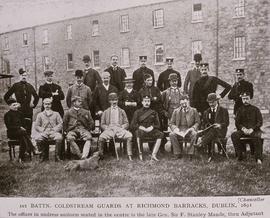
[0,0,269,198]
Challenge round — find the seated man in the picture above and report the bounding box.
[98,93,133,160]
[198,93,229,162]
[34,98,63,162]
[4,98,40,163]
[63,96,94,159]
[231,92,263,164]
[131,95,164,161]
[169,95,200,159]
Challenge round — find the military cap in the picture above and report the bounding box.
[101,71,111,78]
[166,57,174,63]
[139,56,147,61]
[43,97,52,104]
[44,71,54,76]
[75,70,84,77]
[82,55,91,62]
[6,98,17,105]
[142,95,151,99]
[235,69,244,74]
[71,96,82,102]
[240,92,251,98]
[200,63,209,68]
[207,93,219,102]
[180,94,189,101]
[108,92,118,100]
[18,68,26,75]
[194,53,202,62]
[143,73,152,81]
[123,77,135,83]
[168,73,178,81]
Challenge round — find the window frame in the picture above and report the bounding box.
[233,36,246,60]
[192,3,203,23]
[153,9,164,29]
[121,48,130,68]
[191,40,202,59]
[24,58,30,72]
[22,33,28,46]
[120,14,130,33]
[43,56,50,71]
[92,50,100,69]
[67,53,74,70]
[3,36,9,50]
[66,24,72,40]
[92,20,99,37]
[43,29,49,44]
[234,0,245,18]
[154,44,165,65]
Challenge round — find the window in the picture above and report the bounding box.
[43,56,50,70]
[192,40,202,59]
[192,3,203,22]
[121,48,130,67]
[67,53,73,70]
[120,15,129,32]
[24,58,30,72]
[234,36,245,59]
[93,50,100,68]
[43,29,49,44]
[155,44,164,64]
[92,20,99,36]
[235,0,245,17]
[23,33,28,46]
[66,24,72,40]
[3,36,9,50]
[153,9,164,28]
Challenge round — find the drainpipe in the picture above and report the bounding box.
[216,0,219,77]
[32,27,37,90]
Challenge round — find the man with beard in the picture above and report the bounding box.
[105,55,126,92]
[192,63,231,115]
[231,92,263,164]
[38,71,65,117]
[4,68,39,135]
[133,56,155,91]
[228,69,254,115]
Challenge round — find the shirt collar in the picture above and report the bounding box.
[73,107,80,111]
[46,81,53,85]
[125,88,133,93]
[111,105,118,110]
[211,105,218,112]
[103,84,109,90]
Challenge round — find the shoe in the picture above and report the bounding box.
[257,159,262,165]
[151,155,159,161]
[128,155,133,161]
[139,153,143,161]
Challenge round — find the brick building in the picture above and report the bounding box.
[0,0,269,112]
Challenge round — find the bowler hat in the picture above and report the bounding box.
[6,98,17,105]
[168,73,178,81]
[108,92,118,101]
[18,68,26,75]
[82,55,91,62]
[75,70,84,77]
[207,93,219,102]
[44,71,54,76]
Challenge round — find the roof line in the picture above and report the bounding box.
[0,0,178,35]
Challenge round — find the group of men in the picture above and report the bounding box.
[3,53,264,164]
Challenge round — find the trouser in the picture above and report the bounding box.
[231,130,263,161]
[200,128,219,157]
[22,114,33,136]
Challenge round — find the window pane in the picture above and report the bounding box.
[121,48,130,67]
[155,44,164,63]
[192,41,202,58]
[192,3,203,21]
[67,53,73,69]
[43,29,48,44]
[234,36,245,58]
[92,20,99,36]
[4,36,9,50]
[23,33,28,45]
[67,25,72,39]
[93,50,100,67]
[153,9,164,27]
[120,15,129,32]
[43,56,49,70]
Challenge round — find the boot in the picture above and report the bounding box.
[98,140,105,160]
[126,138,133,161]
[69,140,82,159]
[151,139,161,161]
[81,140,91,159]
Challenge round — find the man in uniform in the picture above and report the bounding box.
[4,68,39,135]
[133,56,155,91]
[231,92,263,164]
[66,70,92,111]
[183,53,202,107]
[105,55,126,92]
[192,63,231,115]
[228,69,254,115]
[157,57,181,92]
[38,70,65,117]
[131,95,164,161]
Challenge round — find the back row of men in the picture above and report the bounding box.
[4,53,263,164]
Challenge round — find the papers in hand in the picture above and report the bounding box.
[174,129,190,138]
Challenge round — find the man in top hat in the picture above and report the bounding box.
[198,93,229,162]
[131,95,164,161]
[66,69,92,111]
[118,77,141,123]
[63,96,94,159]
[192,63,231,115]
[183,53,202,107]
[82,55,102,92]
[98,92,133,160]
[38,70,65,117]
[157,57,182,92]
[105,55,126,92]
[132,56,155,91]
[228,69,254,115]
[169,94,200,159]
[34,98,63,162]
[92,71,118,117]
[231,92,263,164]
[4,68,39,135]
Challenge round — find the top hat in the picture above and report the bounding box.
[194,53,202,62]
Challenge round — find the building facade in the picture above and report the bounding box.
[0,0,269,112]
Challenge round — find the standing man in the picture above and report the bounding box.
[192,63,231,115]
[66,70,92,111]
[228,69,254,115]
[133,56,155,91]
[4,68,39,135]
[82,55,102,92]
[183,53,202,106]
[105,55,126,92]
[38,70,65,117]
[231,92,263,164]
[157,57,181,92]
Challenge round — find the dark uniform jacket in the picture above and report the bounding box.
[105,66,126,92]
[202,106,229,138]
[228,80,253,115]
[93,84,118,113]
[83,68,102,91]
[193,76,231,114]
[235,104,262,133]
[131,107,160,130]
[133,67,155,91]
[183,68,201,105]
[118,89,141,123]
[4,81,39,116]
[4,110,24,139]
[38,82,65,117]
[157,69,181,91]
